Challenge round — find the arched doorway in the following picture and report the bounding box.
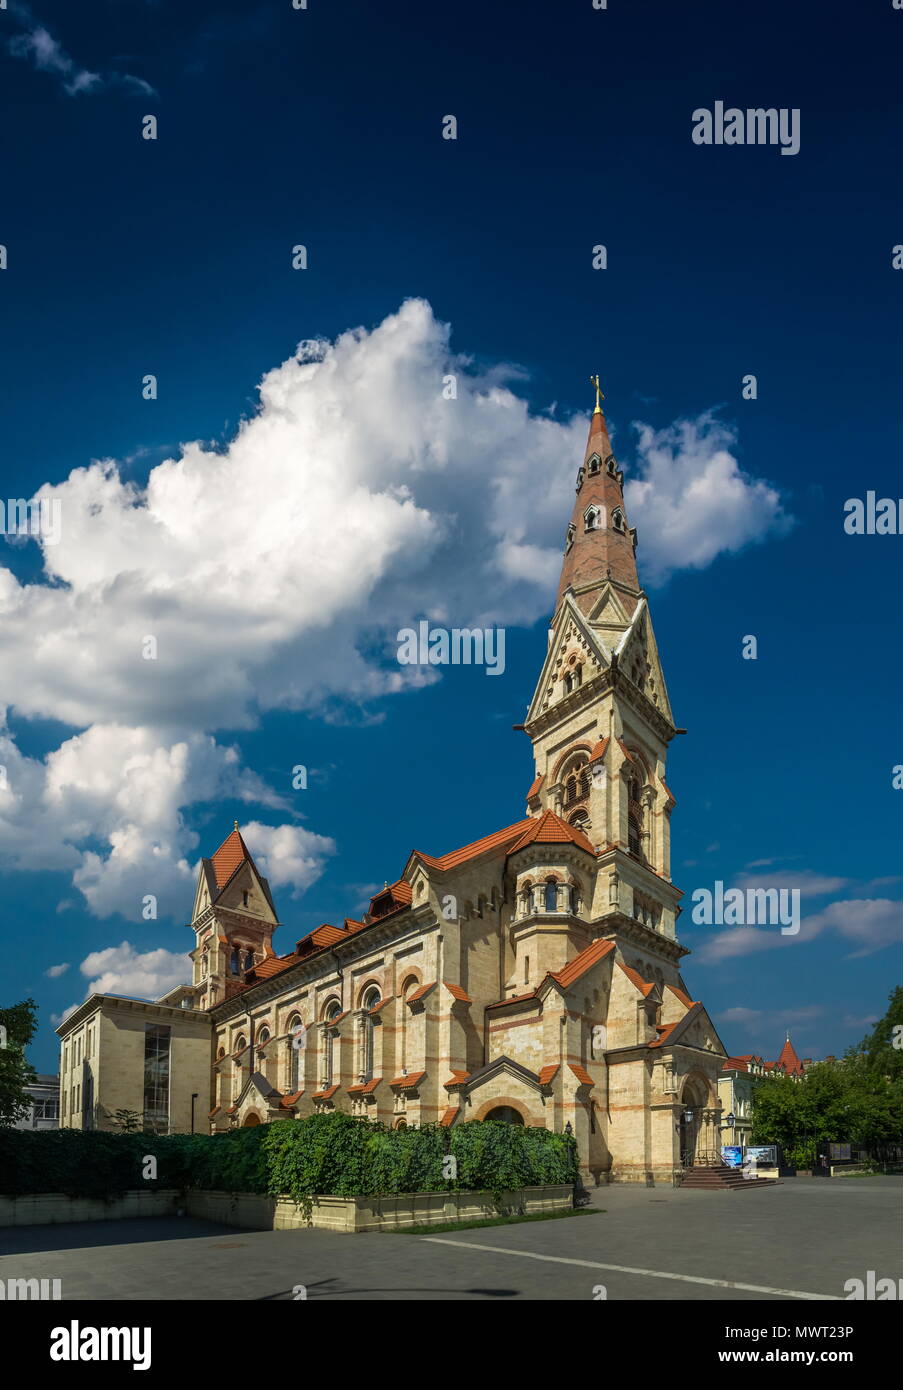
[484,1106,525,1125]
[678,1107,697,1167]
[242,1112,261,1127]
[678,1076,710,1167]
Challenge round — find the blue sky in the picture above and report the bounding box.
[2,0,901,1073]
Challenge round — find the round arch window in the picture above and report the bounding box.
[484,1106,525,1125]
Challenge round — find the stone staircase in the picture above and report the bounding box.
[678,1164,778,1190]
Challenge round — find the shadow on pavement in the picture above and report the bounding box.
[0,1217,251,1256]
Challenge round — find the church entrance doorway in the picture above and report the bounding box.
[484,1106,525,1125]
[242,1112,261,1127]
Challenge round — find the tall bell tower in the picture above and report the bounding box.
[188,823,281,1008]
[524,382,684,962]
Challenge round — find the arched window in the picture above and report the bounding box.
[563,756,589,807]
[573,664,582,689]
[200,947,208,979]
[544,878,558,912]
[244,948,254,972]
[585,506,600,531]
[361,986,382,1082]
[485,1105,525,1125]
[230,947,240,975]
[258,1027,272,1082]
[612,508,624,532]
[626,765,645,859]
[235,1036,247,1078]
[520,881,533,916]
[564,672,573,694]
[287,1014,304,1091]
[323,1000,341,1087]
[399,976,419,1071]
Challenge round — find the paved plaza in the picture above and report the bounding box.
[0,1177,900,1301]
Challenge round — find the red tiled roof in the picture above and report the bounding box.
[526,773,545,800]
[508,808,595,857]
[312,1084,340,1100]
[279,1090,304,1108]
[444,981,472,1003]
[666,983,695,1008]
[414,819,535,871]
[569,1063,594,1087]
[208,1106,221,1119]
[347,1078,381,1095]
[618,962,655,997]
[660,777,676,806]
[486,991,537,1010]
[390,1072,426,1089]
[552,938,615,990]
[251,955,300,980]
[589,737,609,762]
[210,826,255,888]
[775,1037,805,1076]
[369,995,394,1015]
[648,1022,678,1049]
[444,1070,470,1087]
[369,880,413,918]
[616,738,634,763]
[440,1107,459,1127]
[407,982,435,1003]
[296,923,347,953]
[538,1064,559,1085]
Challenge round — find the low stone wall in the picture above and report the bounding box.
[0,1190,181,1227]
[0,1184,572,1232]
[187,1184,573,1232]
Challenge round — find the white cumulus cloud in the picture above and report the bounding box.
[0,299,790,919]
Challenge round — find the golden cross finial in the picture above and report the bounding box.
[590,374,604,414]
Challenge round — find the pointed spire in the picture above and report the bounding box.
[555,389,641,618]
[210,823,256,889]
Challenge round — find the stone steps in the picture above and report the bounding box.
[679,1165,778,1190]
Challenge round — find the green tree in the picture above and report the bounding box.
[110,1109,143,1133]
[0,998,39,1128]
[856,986,903,1081]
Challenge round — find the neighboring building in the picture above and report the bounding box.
[719,1056,765,1148]
[58,996,210,1133]
[58,387,731,1184]
[13,1074,59,1131]
[719,1035,813,1147]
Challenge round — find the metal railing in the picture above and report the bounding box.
[680,1149,727,1169]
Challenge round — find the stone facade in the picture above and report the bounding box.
[57,996,211,1134]
[57,396,729,1185]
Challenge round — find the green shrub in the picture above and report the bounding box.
[0,1116,576,1208]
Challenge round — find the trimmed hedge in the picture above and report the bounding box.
[0,1115,576,1206]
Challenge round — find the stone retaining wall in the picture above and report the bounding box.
[0,1184,572,1232]
[0,1190,181,1227]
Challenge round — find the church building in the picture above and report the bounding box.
[57,387,729,1184]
